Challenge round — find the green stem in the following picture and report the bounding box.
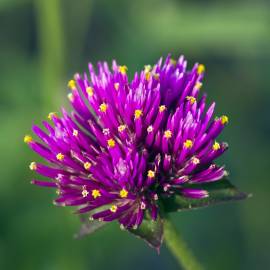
[164,216,203,270]
[35,0,66,112]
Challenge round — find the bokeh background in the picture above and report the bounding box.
[1,0,270,269]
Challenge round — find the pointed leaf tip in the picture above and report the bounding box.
[162,179,250,213]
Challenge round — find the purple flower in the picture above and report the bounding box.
[25,55,229,230]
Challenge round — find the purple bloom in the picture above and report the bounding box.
[25,55,229,230]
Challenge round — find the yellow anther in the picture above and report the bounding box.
[29,162,37,171]
[147,170,155,178]
[147,125,153,133]
[144,65,152,81]
[92,189,101,199]
[164,130,172,139]
[118,125,126,132]
[145,71,151,81]
[195,82,202,90]
[119,188,128,198]
[221,115,229,125]
[153,73,160,80]
[48,112,57,120]
[159,105,166,112]
[191,157,200,164]
[183,139,193,149]
[107,138,116,148]
[68,80,76,90]
[144,65,151,72]
[170,58,177,66]
[118,65,128,75]
[212,141,221,151]
[24,135,33,144]
[82,189,89,197]
[134,109,143,119]
[72,129,78,137]
[197,64,205,74]
[86,86,94,97]
[114,83,119,90]
[84,162,91,170]
[186,96,196,105]
[99,103,108,112]
[56,153,65,161]
[110,205,118,213]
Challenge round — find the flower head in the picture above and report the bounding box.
[26,55,229,230]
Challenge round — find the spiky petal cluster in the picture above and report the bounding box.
[25,55,229,229]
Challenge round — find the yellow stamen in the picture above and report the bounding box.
[110,205,118,213]
[145,71,151,81]
[118,65,128,75]
[92,189,101,199]
[119,188,128,198]
[107,138,116,148]
[99,103,108,112]
[147,170,155,178]
[212,141,221,151]
[72,129,78,136]
[170,58,176,66]
[118,125,126,132]
[221,115,229,125]
[56,153,65,161]
[134,109,143,119]
[24,135,33,144]
[114,83,119,90]
[164,130,172,139]
[186,96,196,104]
[68,80,76,90]
[144,65,152,81]
[84,162,91,170]
[29,162,37,171]
[153,73,160,80]
[144,65,151,72]
[48,112,57,120]
[86,86,94,97]
[67,93,74,102]
[195,82,202,90]
[159,105,166,112]
[183,139,193,149]
[147,125,153,133]
[82,189,89,197]
[197,64,205,74]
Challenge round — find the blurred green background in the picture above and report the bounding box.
[1,0,270,269]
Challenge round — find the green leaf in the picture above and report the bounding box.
[162,179,250,213]
[74,216,107,239]
[129,212,164,252]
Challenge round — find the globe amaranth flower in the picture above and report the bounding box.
[25,55,229,230]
